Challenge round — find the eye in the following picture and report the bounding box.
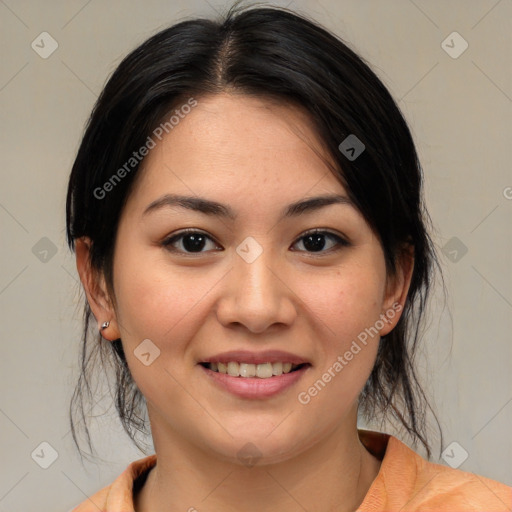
[161,229,221,255]
[161,228,349,256]
[291,229,350,255]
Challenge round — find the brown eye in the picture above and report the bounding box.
[162,229,221,255]
[161,228,349,256]
[291,230,350,254]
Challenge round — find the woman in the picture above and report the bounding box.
[66,3,511,511]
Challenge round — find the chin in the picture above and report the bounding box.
[198,424,309,467]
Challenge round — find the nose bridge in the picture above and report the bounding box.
[216,236,295,332]
[236,241,277,299]
[235,236,281,305]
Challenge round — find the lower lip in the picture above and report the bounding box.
[199,364,311,399]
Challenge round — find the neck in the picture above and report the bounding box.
[135,414,381,511]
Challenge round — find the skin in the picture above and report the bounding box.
[76,92,413,511]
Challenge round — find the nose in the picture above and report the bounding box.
[215,244,297,334]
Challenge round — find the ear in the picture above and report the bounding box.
[379,244,414,337]
[75,237,121,341]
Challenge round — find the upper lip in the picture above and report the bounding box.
[199,350,310,365]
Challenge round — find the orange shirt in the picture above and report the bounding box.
[70,430,511,511]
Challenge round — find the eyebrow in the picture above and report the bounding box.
[142,193,353,220]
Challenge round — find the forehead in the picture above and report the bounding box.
[127,93,347,214]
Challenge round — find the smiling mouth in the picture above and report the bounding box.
[199,362,310,378]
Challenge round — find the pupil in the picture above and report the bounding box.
[303,234,325,252]
[183,234,206,252]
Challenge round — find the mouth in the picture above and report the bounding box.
[198,361,311,399]
[199,361,310,378]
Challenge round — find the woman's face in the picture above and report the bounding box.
[96,93,409,463]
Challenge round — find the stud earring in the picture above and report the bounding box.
[100,321,110,330]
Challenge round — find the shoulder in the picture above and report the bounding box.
[410,455,512,510]
[359,431,512,511]
[69,454,157,511]
[69,485,110,512]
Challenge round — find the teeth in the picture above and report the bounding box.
[208,361,301,378]
[256,363,273,378]
[240,362,257,377]
[227,362,239,377]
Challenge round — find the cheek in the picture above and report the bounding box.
[112,245,181,340]
[304,264,386,344]
[294,260,385,404]
[110,250,203,403]
[112,246,221,361]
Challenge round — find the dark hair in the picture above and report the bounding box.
[66,1,443,460]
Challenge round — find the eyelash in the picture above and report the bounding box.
[161,228,350,257]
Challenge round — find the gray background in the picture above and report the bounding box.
[0,0,511,510]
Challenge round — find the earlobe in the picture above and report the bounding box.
[75,237,121,341]
[379,246,414,337]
